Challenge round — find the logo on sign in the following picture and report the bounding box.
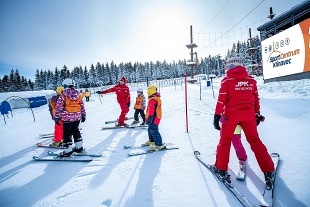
[265,38,290,53]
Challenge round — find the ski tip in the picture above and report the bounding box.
[259,198,270,207]
[47,151,54,155]
[271,152,280,158]
[194,151,201,155]
[33,156,39,160]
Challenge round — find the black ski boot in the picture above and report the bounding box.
[211,165,231,183]
[74,141,84,153]
[264,171,275,190]
[57,143,73,157]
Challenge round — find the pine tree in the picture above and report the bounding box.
[60,65,70,83]
[0,78,3,92]
[2,75,9,92]
[83,67,89,87]
[14,69,22,91]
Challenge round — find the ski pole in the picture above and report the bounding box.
[98,93,102,104]
[211,78,215,99]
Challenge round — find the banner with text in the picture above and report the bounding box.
[261,18,310,80]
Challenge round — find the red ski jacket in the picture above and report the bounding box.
[215,66,260,117]
[102,83,130,106]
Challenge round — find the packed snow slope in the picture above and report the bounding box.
[0,76,309,207]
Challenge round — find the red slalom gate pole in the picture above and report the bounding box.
[184,74,188,132]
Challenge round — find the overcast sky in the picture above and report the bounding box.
[0,0,306,80]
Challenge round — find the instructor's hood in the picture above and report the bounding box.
[226,66,248,79]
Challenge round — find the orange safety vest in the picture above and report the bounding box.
[50,99,57,116]
[65,95,82,113]
[146,96,162,119]
[85,91,91,97]
[134,95,144,109]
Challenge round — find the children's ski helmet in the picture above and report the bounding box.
[56,86,64,94]
[137,88,143,93]
[147,85,157,96]
[62,78,75,88]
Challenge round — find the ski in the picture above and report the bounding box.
[101,126,130,130]
[37,134,54,139]
[32,156,92,162]
[47,151,102,157]
[124,142,174,149]
[259,153,280,207]
[101,125,147,130]
[37,128,82,139]
[36,143,66,149]
[127,125,148,129]
[128,145,179,156]
[124,144,147,149]
[194,151,254,207]
[104,117,134,124]
[39,133,54,137]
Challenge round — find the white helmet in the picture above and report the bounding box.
[62,78,75,88]
[137,88,143,92]
[225,56,244,70]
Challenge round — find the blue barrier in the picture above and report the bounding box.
[28,96,47,108]
[206,80,211,87]
[1,101,12,115]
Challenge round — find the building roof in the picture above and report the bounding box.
[257,0,310,31]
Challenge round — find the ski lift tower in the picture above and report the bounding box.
[246,28,259,75]
[185,25,198,83]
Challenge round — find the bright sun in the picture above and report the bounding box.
[140,7,189,61]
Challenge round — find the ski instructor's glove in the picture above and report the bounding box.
[96,91,102,94]
[213,114,221,130]
[127,102,130,108]
[256,112,265,126]
[54,118,60,126]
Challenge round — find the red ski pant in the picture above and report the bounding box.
[215,110,275,172]
[118,104,129,123]
[53,120,63,142]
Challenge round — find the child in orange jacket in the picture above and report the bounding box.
[132,88,146,125]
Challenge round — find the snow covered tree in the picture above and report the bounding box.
[1,75,9,92]
[60,65,70,83]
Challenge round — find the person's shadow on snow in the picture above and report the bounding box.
[122,151,164,207]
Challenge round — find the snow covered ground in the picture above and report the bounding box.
[0,76,310,207]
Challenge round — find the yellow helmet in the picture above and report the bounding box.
[147,85,157,97]
[56,86,64,94]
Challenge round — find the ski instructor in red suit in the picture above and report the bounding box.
[96,77,131,127]
[213,56,275,189]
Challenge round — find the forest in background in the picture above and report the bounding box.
[0,36,261,92]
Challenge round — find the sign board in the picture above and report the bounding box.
[261,19,310,80]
